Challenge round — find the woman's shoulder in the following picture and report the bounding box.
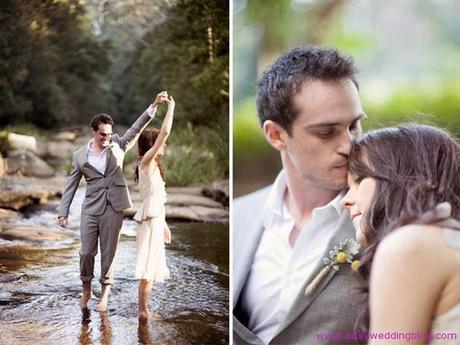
[371,225,450,298]
[378,224,443,255]
[374,224,453,277]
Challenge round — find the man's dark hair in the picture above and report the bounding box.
[256,45,358,135]
[90,113,115,131]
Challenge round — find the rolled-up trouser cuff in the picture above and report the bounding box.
[81,275,94,282]
[99,277,113,285]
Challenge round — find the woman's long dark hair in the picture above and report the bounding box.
[348,124,460,333]
[135,128,166,182]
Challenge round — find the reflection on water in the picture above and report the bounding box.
[0,188,229,345]
[79,311,113,345]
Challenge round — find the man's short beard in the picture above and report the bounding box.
[309,175,347,192]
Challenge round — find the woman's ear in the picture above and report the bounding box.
[263,120,288,152]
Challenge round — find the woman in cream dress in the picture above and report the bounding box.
[134,94,174,319]
[341,124,460,345]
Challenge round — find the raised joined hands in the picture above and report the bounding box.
[153,91,169,107]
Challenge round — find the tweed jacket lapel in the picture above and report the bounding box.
[272,210,356,338]
[105,141,126,175]
[103,148,113,176]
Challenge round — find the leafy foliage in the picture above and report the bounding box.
[0,0,110,128]
[0,0,229,184]
[112,0,229,130]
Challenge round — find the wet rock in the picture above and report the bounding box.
[6,150,55,177]
[45,141,76,160]
[0,244,74,269]
[7,133,37,152]
[126,185,228,222]
[0,272,18,283]
[130,192,222,209]
[167,186,205,195]
[124,205,228,223]
[167,205,228,223]
[0,224,70,241]
[0,208,19,221]
[167,194,223,208]
[202,180,229,206]
[54,131,77,142]
[0,176,67,210]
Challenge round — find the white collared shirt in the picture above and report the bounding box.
[240,170,344,344]
[87,139,109,175]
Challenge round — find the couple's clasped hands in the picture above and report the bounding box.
[152,91,175,109]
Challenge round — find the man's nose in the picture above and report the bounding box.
[337,130,354,156]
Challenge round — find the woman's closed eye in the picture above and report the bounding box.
[354,175,365,183]
[349,174,365,184]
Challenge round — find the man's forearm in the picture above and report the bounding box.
[58,158,82,217]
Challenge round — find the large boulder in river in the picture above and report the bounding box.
[7,132,37,152]
[40,131,79,160]
[54,131,77,142]
[167,205,229,223]
[0,208,19,221]
[0,176,67,210]
[0,224,70,242]
[46,141,77,160]
[202,180,229,206]
[6,150,55,177]
[126,184,229,223]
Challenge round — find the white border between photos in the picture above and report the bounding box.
[229,0,234,343]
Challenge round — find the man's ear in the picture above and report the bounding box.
[263,120,288,152]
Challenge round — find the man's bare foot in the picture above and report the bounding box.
[94,284,111,312]
[80,291,91,310]
[138,311,162,320]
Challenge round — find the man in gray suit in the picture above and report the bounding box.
[233,46,367,344]
[58,91,169,311]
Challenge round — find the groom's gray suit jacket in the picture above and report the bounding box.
[58,110,153,217]
[233,186,367,345]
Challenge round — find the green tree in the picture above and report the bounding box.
[113,0,229,129]
[0,0,109,128]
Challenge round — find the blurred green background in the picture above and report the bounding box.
[233,0,460,196]
[0,0,228,186]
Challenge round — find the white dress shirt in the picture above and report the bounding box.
[86,105,156,175]
[87,139,109,175]
[240,170,344,344]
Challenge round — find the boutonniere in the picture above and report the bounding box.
[304,238,361,296]
[107,142,115,150]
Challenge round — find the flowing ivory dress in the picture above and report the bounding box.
[134,163,170,282]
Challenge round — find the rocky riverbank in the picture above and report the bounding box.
[0,129,229,225]
[0,175,228,225]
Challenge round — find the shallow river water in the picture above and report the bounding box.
[0,188,229,345]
